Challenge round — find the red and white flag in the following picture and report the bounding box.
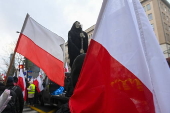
[2,74,6,80]
[65,62,69,72]
[69,0,170,113]
[33,74,44,93]
[15,14,65,86]
[17,69,26,101]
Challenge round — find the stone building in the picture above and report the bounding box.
[84,0,170,58]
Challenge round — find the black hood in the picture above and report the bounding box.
[70,21,82,33]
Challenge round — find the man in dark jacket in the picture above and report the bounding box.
[56,54,86,113]
[5,76,24,113]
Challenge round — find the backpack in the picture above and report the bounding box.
[11,86,20,113]
[2,86,19,113]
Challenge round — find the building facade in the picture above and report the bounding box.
[141,0,170,58]
[85,0,170,58]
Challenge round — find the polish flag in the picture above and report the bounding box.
[1,74,4,80]
[33,74,44,93]
[2,74,6,80]
[15,14,65,86]
[17,69,27,101]
[69,0,170,113]
[65,62,69,72]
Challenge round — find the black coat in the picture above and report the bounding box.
[56,54,86,113]
[0,82,5,95]
[6,83,24,113]
[68,21,88,68]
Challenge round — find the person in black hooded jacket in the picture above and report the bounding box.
[5,76,24,113]
[68,21,88,68]
[56,54,86,113]
[0,82,6,99]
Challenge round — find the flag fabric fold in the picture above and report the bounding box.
[15,14,65,86]
[69,0,170,113]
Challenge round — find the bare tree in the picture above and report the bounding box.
[0,41,24,75]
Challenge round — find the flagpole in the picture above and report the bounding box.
[4,51,16,85]
[4,14,30,85]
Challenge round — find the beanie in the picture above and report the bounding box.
[7,76,14,83]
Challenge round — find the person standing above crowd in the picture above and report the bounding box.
[68,21,88,68]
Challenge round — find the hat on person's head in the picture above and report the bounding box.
[29,80,33,84]
[7,76,14,83]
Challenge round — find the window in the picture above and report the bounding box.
[146,4,151,10]
[161,2,164,9]
[162,12,165,19]
[164,23,168,30]
[166,33,170,42]
[143,6,146,12]
[148,13,153,20]
[168,9,170,15]
[167,16,169,22]
[151,24,154,30]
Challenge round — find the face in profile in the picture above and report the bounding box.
[75,21,81,28]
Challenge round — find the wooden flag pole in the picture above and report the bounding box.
[4,51,17,85]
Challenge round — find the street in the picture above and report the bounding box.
[23,104,58,113]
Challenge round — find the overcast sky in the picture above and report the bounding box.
[0,0,170,72]
[0,0,103,50]
[0,0,103,72]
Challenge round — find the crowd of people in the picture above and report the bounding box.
[0,74,44,113]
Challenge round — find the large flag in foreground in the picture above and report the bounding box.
[15,14,65,86]
[17,69,26,101]
[69,0,170,113]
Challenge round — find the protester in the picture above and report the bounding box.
[56,53,86,113]
[13,76,18,86]
[33,86,39,105]
[68,21,88,68]
[5,76,24,113]
[0,81,12,113]
[27,80,35,106]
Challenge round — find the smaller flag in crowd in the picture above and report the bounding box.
[17,69,27,101]
[33,73,44,93]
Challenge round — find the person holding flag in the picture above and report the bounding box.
[33,73,44,105]
[6,76,24,113]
